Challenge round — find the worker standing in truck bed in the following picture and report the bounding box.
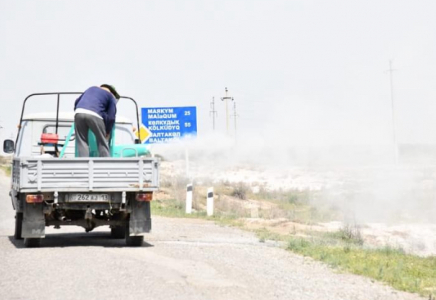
[74,84,120,157]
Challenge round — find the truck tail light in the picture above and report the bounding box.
[136,193,153,202]
[26,194,44,203]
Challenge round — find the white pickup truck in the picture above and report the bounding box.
[3,92,159,247]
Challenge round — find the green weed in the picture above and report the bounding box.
[284,235,436,297]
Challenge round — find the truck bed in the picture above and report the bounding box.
[12,157,159,193]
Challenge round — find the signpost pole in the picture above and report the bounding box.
[185,146,190,178]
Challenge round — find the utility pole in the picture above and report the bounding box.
[387,60,399,165]
[221,87,234,136]
[231,101,239,142]
[209,97,218,131]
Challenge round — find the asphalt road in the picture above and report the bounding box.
[0,172,425,300]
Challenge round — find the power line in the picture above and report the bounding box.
[231,101,239,142]
[209,97,218,131]
[386,60,398,165]
[221,87,234,136]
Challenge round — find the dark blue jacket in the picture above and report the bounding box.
[74,86,117,135]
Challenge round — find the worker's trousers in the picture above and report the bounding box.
[74,113,110,157]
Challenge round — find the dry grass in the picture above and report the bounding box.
[0,165,11,176]
[0,156,12,165]
[157,178,339,225]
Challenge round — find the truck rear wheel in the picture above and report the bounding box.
[24,238,41,248]
[125,222,143,247]
[111,226,126,239]
[14,213,23,240]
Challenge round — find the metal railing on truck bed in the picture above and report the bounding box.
[12,157,159,193]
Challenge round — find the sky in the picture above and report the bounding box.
[1,0,436,150]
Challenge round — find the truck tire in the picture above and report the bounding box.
[14,212,23,240]
[111,226,126,239]
[24,238,41,248]
[125,222,143,247]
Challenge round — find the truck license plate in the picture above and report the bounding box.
[68,194,110,202]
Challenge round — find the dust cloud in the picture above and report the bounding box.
[152,94,436,227]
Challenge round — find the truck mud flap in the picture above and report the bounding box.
[10,190,22,212]
[129,201,151,235]
[22,203,45,238]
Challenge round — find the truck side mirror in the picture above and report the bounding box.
[134,139,141,144]
[3,139,15,153]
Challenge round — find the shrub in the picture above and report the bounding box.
[231,182,249,200]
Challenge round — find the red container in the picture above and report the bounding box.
[41,133,59,144]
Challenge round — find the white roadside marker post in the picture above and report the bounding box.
[186,184,193,214]
[207,187,214,216]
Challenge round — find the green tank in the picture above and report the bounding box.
[60,124,150,158]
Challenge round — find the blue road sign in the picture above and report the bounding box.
[141,106,197,144]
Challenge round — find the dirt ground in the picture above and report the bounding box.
[159,160,436,257]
